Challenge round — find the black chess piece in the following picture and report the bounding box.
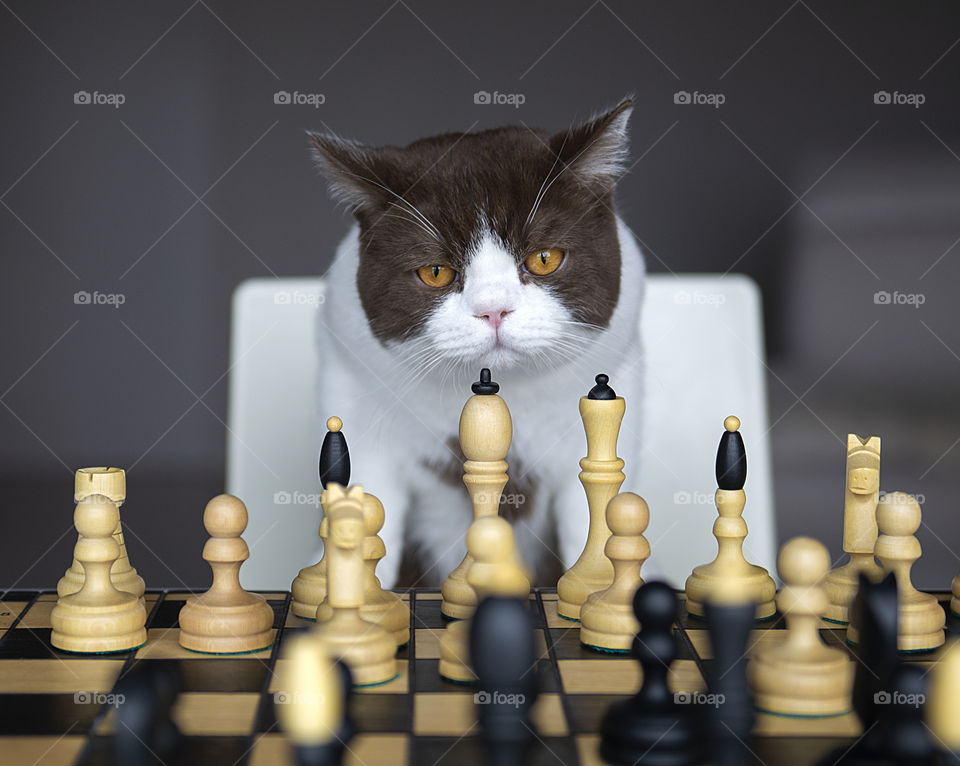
[291,659,354,766]
[880,664,936,765]
[472,368,500,395]
[600,581,701,766]
[716,418,746,490]
[114,662,183,766]
[818,572,900,766]
[469,595,539,766]
[704,599,756,766]
[319,418,350,489]
[588,373,616,400]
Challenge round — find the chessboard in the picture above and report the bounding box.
[1,587,956,766]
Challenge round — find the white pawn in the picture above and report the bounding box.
[178,495,275,654]
[748,537,852,717]
[927,641,960,753]
[856,491,944,652]
[580,493,650,653]
[51,494,147,653]
[438,516,529,683]
[275,633,346,759]
[58,467,145,603]
[952,572,960,618]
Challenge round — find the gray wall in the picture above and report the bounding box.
[2,1,959,589]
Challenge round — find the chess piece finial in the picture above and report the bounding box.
[685,417,775,618]
[861,491,945,652]
[472,367,500,394]
[823,435,883,623]
[51,494,147,653]
[588,373,616,400]
[557,373,626,620]
[178,495,275,653]
[59,466,145,602]
[748,537,853,717]
[716,415,746,490]
[319,416,350,489]
[441,373,514,619]
[580,492,650,652]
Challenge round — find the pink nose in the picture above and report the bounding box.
[475,309,512,330]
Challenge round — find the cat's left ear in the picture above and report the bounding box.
[549,98,633,192]
[307,131,389,215]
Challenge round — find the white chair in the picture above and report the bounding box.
[226,274,777,589]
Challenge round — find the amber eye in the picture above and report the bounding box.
[416,265,457,288]
[524,248,564,276]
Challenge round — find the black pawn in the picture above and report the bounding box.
[587,373,616,400]
[818,572,900,766]
[291,659,354,766]
[319,416,350,489]
[600,582,701,766]
[114,663,183,766]
[881,664,936,765]
[704,599,756,766]
[470,596,539,766]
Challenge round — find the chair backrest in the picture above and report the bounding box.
[227,274,777,589]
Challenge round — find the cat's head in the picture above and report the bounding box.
[309,99,632,372]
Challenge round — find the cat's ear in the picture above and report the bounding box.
[549,98,633,192]
[307,131,388,214]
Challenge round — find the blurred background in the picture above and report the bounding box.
[2,1,958,589]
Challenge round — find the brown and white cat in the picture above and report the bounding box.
[311,99,645,587]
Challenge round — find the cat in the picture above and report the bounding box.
[310,98,646,587]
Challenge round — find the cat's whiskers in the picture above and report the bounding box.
[379,210,442,244]
[525,133,568,228]
[340,170,444,243]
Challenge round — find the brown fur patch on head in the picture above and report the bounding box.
[308,100,632,344]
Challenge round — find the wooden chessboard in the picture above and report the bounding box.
[0,588,955,766]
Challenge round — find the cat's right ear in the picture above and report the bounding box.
[307,132,387,215]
